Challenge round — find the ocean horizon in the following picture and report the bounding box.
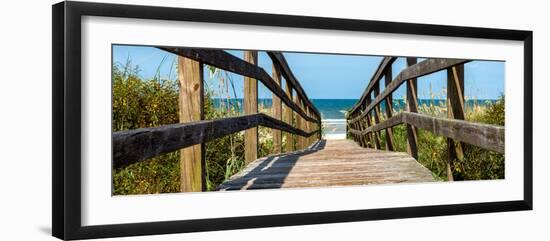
[212,98,498,136]
[213,98,498,118]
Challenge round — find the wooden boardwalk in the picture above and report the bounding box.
[217,139,436,191]
[111,48,504,192]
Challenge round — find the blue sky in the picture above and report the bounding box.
[112,45,504,100]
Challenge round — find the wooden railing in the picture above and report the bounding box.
[113,47,321,192]
[346,57,505,181]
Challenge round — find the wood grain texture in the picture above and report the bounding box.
[406,57,419,159]
[159,47,318,123]
[347,112,505,153]
[177,56,204,192]
[446,65,466,181]
[272,63,282,154]
[372,81,382,149]
[217,139,436,190]
[283,79,294,153]
[348,58,470,124]
[112,114,319,169]
[383,66,395,151]
[244,51,258,164]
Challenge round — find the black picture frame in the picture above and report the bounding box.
[52,1,533,240]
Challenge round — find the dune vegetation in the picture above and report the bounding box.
[112,61,284,194]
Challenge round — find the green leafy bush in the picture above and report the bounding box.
[112,61,276,194]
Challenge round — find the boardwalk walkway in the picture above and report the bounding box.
[217,139,436,191]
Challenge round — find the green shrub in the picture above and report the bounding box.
[112,61,277,194]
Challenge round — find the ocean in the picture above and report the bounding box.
[212,98,497,137]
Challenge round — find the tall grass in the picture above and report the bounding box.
[373,90,505,181]
[112,60,277,194]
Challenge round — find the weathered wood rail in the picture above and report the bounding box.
[346,57,505,181]
[113,47,321,192]
[113,46,505,192]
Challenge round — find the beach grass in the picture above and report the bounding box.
[364,94,505,181]
[112,58,504,195]
[112,62,290,194]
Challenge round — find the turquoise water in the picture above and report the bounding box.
[212,98,497,135]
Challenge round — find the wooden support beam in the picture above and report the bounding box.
[384,65,395,151]
[295,95,304,150]
[348,58,469,124]
[267,52,321,119]
[360,104,372,148]
[112,113,320,169]
[372,83,382,150]
[306,106,312,146]
[349,57,397,115]
[446,64,466,181]
[272,63,282,154]
[357,113,366,147]
[364,103,373,148]
[348,112,504,154]
[283,80,293,153]
[292,95,299,151]
[244,51,258,164]
[177,56,204,192]
[406,57,419,160]
[160,47,316,122]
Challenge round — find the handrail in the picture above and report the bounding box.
[348,58,469,124]
[348,57,396,115]
[158,47,319,123]
[113,113,320,169]
[267,51,321,120]
[347,112,504,153]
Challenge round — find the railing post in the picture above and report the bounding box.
[283,81,293,152]
[177,56,205,192]
[366,96,378,148]
[361,104,371,148]
[306,106,311,146]
[352,113,360,144]
[406,57,419,159]
[384,65,395,151]
[244,51,258,163]
[372,86,383,150]
[357,108,367,147]
[272,63,283,154]
[295,95,304,150]
[446,64,466,181]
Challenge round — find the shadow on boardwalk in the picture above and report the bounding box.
[216,139,436,190]
[216,139,327,190]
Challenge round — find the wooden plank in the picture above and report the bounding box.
[244,51,258,163]
[353,112,504,153]
[406,57,419,159]
[272,63,282,154]
[177,56,204,192]
[267,52,321,119]
[446,64,466,181]
[383,65,395,151]
[159,47,317,123]
[348,57,397,115]
[112,113,319,169]
[217,139,435,190]
[283,79,294,153]
[348,58,470,124]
